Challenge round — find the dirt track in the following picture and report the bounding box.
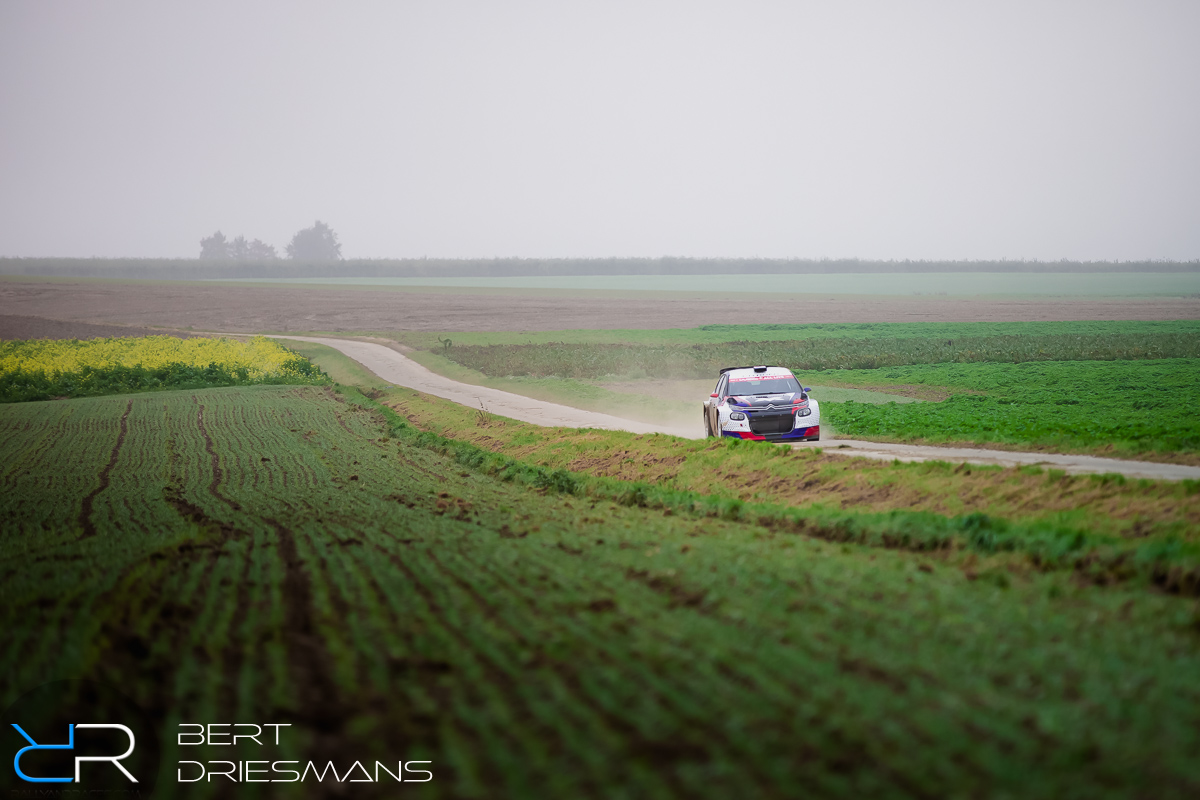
[3,278,1198,333]
[796,439,1200,482]
[277,335,697,438]
[277,336,1200,482]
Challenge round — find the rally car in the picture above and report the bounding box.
[703,365,819,441]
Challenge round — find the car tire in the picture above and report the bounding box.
[703,411,713,437]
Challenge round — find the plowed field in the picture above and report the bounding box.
[3,277,1199,335]
[2,386,1199,799]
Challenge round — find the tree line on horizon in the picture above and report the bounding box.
[199,220,342,261]
[3,256,1197,281]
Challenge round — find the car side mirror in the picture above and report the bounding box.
[803,387,811,393]
[710,393,719,398]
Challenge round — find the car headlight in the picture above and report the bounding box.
[796,408,811,417]
[729,412,746,420]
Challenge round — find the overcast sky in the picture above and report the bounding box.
[1,1,1197,260]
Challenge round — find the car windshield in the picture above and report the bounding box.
[727,376,800,396]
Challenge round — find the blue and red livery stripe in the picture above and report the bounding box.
[722,426,819,441]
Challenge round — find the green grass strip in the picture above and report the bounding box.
[345,388,1200,597]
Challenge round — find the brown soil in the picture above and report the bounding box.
[0,313,203,340]
[565,449,688,483]
[2,278,1197,333]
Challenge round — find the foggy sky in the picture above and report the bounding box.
[1,1,1197,261]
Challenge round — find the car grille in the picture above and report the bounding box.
[748,411,794,435]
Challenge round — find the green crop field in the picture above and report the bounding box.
[382,321,1200,461]
[821,360,1200,459]
[3,384,1200,798]
[432,331,1200,379]
[373,319,1200,349]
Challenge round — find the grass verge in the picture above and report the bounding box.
[369,387,1200,595]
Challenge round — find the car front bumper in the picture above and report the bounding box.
[721,425,820,441]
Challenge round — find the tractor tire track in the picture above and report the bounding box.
[77,398,133,539]
[192,396,242,511]
[269,515,355,771]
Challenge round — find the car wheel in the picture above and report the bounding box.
[703,410,713,437]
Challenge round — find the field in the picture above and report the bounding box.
[3,384,1200,799]
[3,276,1199,337]
[214,271,1200,296]
[0,335,327,402]
[3,315,1200,798]
[0,313,203,341]
[821,360,1200,458]
[390,320,1200,348]
[402,322,1200,461]
[432,330,1200,377]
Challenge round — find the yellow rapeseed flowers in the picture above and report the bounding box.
[0,336,310,380]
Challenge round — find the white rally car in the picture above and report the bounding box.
[703,365,820,442]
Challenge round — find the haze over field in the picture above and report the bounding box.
[1,1,1198,262]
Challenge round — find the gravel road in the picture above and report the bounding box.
[790,439,1200,481]
[276,336,1200,482]
[277,335,698,438]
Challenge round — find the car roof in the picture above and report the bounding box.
[721,366,795,381]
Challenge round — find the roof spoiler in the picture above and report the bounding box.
[719,365,773,375]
